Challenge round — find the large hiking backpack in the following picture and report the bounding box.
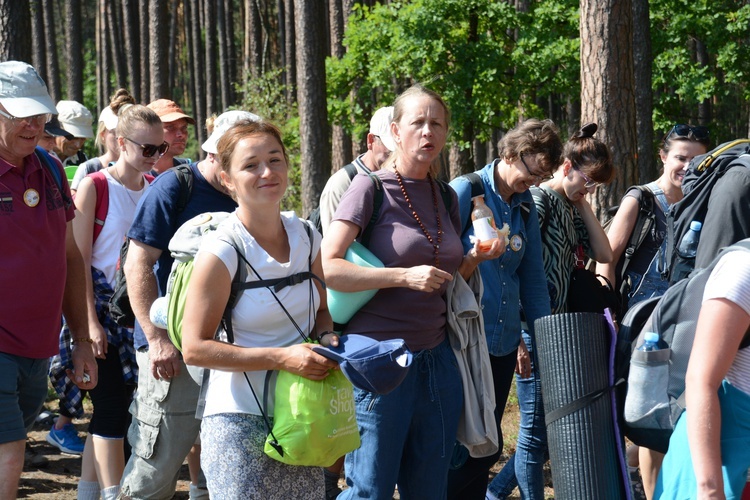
[664,139,750,283]
[109,164,195,328]
[621,239,750,452]
[165,212,318,350]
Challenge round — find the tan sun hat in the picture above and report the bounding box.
[147,99,196,125]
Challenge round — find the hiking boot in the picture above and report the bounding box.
[24,443,49,468]
[46,422,85,455]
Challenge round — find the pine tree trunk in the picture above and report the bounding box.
[149,0,169,99]
[139,4,150,103]
[204,0,217,118]
[168,0,179,96]
[30,0,47,81]
[329,0,352,171]
[632,0,655,184]
[284,0,296,104]
[99,0,112,108]
[64,0,83,101]
[107,0,127,91]
[217,0,231,110]
[122,0,141,102]
[580,0,638,216]
[0,0,31,63]
[42,0,60,102]
[295,0,330,215]
[189,0,206,149]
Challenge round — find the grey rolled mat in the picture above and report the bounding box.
[535,312,624,500]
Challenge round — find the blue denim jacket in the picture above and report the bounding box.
[450,161,551,356]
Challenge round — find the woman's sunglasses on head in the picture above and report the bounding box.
[666,124,710,143]
[125,137,170,158]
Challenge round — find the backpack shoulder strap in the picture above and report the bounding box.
[343,162,358,180]
[460,172,485,233]
[360,173,384,248]
[436,178,453,214]
[532,186,552,239]
[35,147,72,210]
[90,171,109,244]
[619,186,656,281]
[173,164,194,214]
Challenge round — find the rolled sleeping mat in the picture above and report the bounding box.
[535,312,625,500]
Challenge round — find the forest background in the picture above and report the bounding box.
[0,0,748,218]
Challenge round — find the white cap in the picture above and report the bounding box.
[369,106,395,152]
[56,100,94,138]
[0,61,56,118]
[98,106,118,131]
[201,110,261,154]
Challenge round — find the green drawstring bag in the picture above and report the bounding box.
[264,368,360,467]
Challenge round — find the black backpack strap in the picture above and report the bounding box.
[531,186,551,239]
[619,186,655,283]
[360,173,384,248]
[173,164,195,214]
[343,162,358,180]
[459,171,485,235]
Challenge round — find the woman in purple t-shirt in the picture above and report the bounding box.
[322,84,502,499]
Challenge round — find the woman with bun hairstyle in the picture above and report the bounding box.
[70,89,135,195]
[51,97,165,500]
[487,123,615,500]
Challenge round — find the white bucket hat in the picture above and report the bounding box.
[0,61,56,118]
[201,110,261,154]
[56,100,94,138]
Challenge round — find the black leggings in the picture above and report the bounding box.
[447,350,518,500]
[88,344,135,439]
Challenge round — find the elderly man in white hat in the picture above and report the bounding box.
[46,100,94,167]
[0,61,97,500]
[318,106,396,236]
[120,110,258,500]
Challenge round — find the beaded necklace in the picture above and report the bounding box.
[394,167,443,267]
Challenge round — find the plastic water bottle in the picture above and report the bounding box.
[471,195,499,252]
[638,331,660,352]
[677,220,702,258]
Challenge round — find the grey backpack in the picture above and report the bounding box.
[623,239,750,452]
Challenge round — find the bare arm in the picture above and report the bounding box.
[62,220,98,389]
[598,196,640,285]
[71,177,108,358]
[181,251,338,380]
[574,196,613,264]
[123,239,181,380]
[321,219,453,293]
[685,298,750,500]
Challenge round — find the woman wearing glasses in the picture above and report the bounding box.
[599,123,709,499]
[447,118,563,499]
[51,99,164,500]
[487,123,615,500]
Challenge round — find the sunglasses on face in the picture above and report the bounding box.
[520,154,553,182]
[666,124,710,143]
[0,109,52,127]
[124,137,169,157]
[574,167,599,189]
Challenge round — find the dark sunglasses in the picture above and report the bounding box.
[666,124,710,143]
[124,137,170,157]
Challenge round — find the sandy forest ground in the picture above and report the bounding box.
[19,389,554,499]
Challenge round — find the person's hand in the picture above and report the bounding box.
[69,341,98,390]
[403,265,453,291]
[149,335,182,380]
[515,342,531,379]
[90,322,108,359]
[468,237,506,263]
[319,331,340,348]
[281,343,339,380]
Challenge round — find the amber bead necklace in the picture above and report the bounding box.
[393,166,443,267]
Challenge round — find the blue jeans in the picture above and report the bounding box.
[488,331,547,500]
[339,338,463,500]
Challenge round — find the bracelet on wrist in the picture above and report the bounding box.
[72,337,94,345]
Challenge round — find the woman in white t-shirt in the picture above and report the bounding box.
[655,248,750,499]
[181,120,338,498]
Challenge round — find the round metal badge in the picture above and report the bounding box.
[510,234,523,252]
[23,188,40,207]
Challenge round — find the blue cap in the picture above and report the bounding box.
[690,220,702,231]
[312,334,413,395]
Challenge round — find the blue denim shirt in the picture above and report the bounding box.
[450,161,551,356]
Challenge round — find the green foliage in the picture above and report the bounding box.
[235,69,302,214]
[327,0,580,156]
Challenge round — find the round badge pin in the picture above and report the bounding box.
[23,188,40,207]
[510,234,523,252]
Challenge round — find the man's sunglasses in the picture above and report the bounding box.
[666,124,710,143]
[124,137,170,157]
